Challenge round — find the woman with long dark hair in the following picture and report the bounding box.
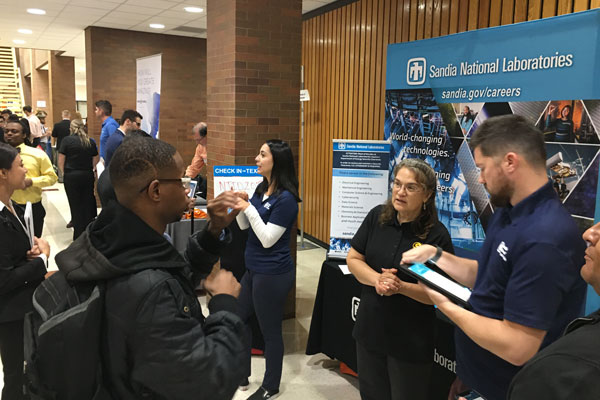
[0,142,49,399]
[347,158,454,400]
[58,119,99,239]
[545,104,574,142]
[234,139,300,400]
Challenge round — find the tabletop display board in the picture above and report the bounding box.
[385,9,600,313]
[328,140,390,259]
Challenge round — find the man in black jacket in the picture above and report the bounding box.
[54,136,245,399]
[52,110,71,181]
[507,221,600,399]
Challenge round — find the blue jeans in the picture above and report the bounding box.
[45,141,53,161]
[238,268,295,391]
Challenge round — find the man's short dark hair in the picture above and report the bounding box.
[0,109,11,116]
[470,114,546,169]
[95,100,112,116]
[23,105,32,113]
[109,137,177,198]
[120,110,143,125]
[127,129,151,139]
[199,124,207,137]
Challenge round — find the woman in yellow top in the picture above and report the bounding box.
[4,119,57,237]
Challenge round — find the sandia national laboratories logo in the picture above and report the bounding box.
[407,57,426,85]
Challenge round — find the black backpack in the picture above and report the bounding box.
[23,271,112,400]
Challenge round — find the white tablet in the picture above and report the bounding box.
[400,262,471,308]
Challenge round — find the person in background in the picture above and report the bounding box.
[544,104,574,142]
[347,159,454,400]
[95,100,118,162]
[185,122,207,178]
[0,115,5,143]
[4,119,57,237]
[507,221,600,400]
[0,142,49,400]
[104,109,142,166]
[52,110,72,179]
[459,105,475,135]
[234,139,300,400]
[22,106,43,148]
[58,119,99,240]
[36,111,52,161]
[0,110,11,123]
[402,115,587,400]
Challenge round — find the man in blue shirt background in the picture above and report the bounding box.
[104,109,142,166]
[402,115,587,400]
[95,99,119,162]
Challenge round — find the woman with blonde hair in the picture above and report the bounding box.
[58,119,99,239]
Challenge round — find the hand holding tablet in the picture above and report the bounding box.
[400,262,472,308]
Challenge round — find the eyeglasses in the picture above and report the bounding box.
[391,180,423,193]
[139,177,191,193]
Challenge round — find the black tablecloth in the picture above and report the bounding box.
[306,260,457,399]
[166,218,208,254]
[306,260,361,371]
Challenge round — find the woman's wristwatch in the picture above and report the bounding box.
[428,245,443,264]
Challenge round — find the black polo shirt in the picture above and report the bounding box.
[350,204,454,361]
[59,136,98,172]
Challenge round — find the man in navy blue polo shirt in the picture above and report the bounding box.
[402,115,586,400]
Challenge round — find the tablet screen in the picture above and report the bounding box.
[408,263,471,303]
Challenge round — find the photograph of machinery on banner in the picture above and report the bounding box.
[385,89,600,257]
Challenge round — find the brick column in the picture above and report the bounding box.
[31,50,50,120]
[206,0,302,195]
[207,0,302,318]
[49,51,76,127]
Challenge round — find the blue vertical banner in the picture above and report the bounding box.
[385,10,600,311]
[329,140,390,258]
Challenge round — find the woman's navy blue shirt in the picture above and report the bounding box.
[245,190,298,274]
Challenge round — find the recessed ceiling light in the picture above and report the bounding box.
[18,28,33,34]
[13,39,26,45]
[149,23,165,29]
[27,8,46,15]
[184,6,203,13]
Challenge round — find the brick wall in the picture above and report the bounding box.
[31,50,50,124]
[207,0,302,196]
[85,27,207,164]
[49,51,76,127]
[207,0,302,318]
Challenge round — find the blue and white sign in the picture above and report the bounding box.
[213,166,263,198]
[387,10,600,103]
[385,9,600,312]
[329,140,390,259]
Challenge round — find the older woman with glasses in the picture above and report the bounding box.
[347,158,454,400]
[58,119,99,239]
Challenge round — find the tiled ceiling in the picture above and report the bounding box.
[1,0,337,58]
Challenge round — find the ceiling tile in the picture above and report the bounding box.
[66,0,120,10]
[99,11,153,23]
[160,10,199,20]
[180,17,206,29]
[114,4,163,15]
[124,0,175,10]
